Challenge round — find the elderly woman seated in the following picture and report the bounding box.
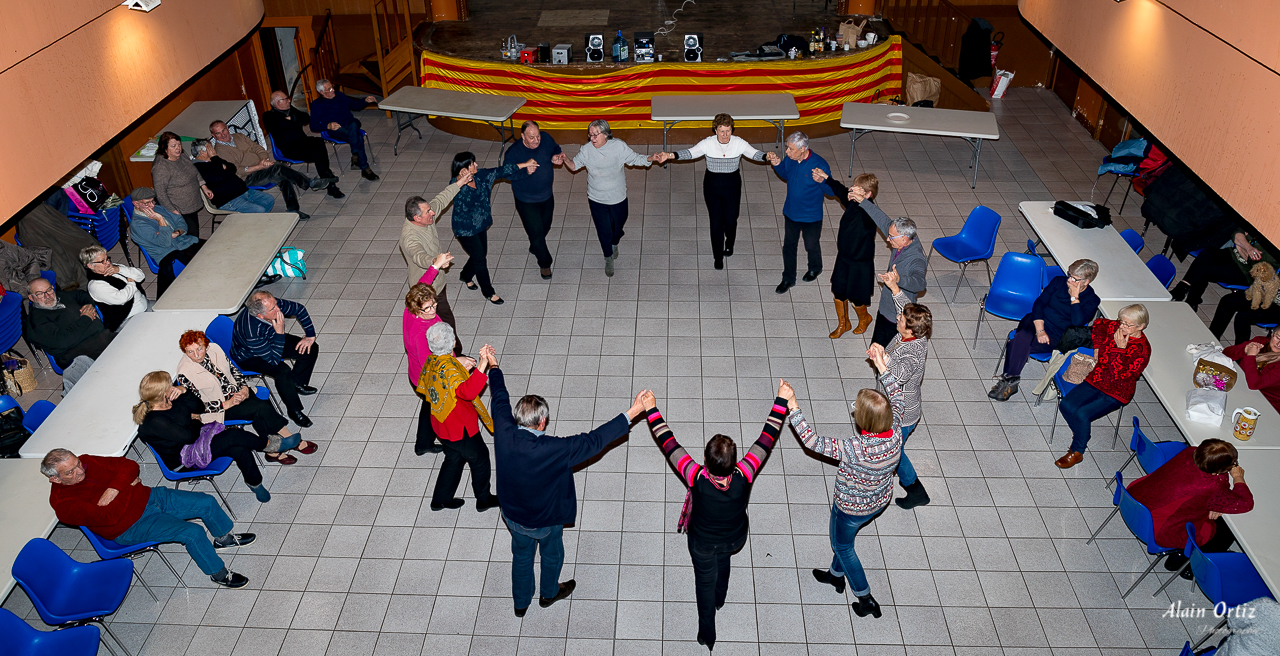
[1127,439,1253,578]
[419,322,498,512]
[174,330,316,465]
[80,245,150,331]
[1223,329,1280,413]
[134,371,274,502]
[990,258,1100,401]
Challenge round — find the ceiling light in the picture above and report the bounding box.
[122,0,161,11]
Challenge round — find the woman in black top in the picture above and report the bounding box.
[133,371,273,502]
[812,170,880,338]
[641,384,787,650]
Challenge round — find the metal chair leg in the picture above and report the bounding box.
[1049,403,1060,444]
[96,618,135,656]
[131,570,158,602]
[148,548,188,589]
[1191,618,1229,650]
[1111,405,1125,450]
[992,341,1006,377]
[953,261,970,300]
[1109,453,1138,488]
[1085,506,1120,544]
[984,259,993,285]
[195,477,236,521]
[973,295,988,348]
[1121,552,1168,599]
[1151,560,1191,597]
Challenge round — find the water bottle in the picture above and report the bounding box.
[612,30,627,62]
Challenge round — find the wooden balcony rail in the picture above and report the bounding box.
[880,0,971,72]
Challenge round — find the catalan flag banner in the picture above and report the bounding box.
[419,37,902,131]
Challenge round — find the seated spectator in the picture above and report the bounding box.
[310,79,379,181]
[209,120,335,221]
[79,245,149,331]
[176,330,314,465]
[419,322,498,512]
[134,371,275,502]
[42,449,253,588]
[1209,290,1280,347]
[1170,230,1274,311]
[190,139,275,213]
[990,259,1101,401]
[127,187,203,296]
[1210,596,1280,655]
[1055,304,1151,469]
[231,292,319,428]
[262,90,343,199]
[1127,439,1253,578]
[1223,329,1280,411]
[24,277,114,394]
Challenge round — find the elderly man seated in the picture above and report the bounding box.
[309,79,379,181]
[231,291,319,428]
[127,187,202,296]
[43,449,253,588]
[262,90,344,199]
[190,139,275,213]
[23,277,115,393]
[80,245,149,331]
[209,120,335,221]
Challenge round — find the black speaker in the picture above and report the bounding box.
[683,33,703,62]
[585,33,605,63]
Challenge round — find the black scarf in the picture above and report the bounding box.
[86,268,134,331]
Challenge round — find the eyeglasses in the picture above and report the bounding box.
[30,289,55,298]
[1067,275,1087,283]
[587,131,603,138]
[90,257,110,266]
[1119,321,1140,329]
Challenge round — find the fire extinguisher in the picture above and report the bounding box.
[990,31,1004,70]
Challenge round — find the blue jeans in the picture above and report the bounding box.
[504,514,564,608]
[329,121,368,168]
[896,422,919,486]
[220,189,275,213]
[1060,381,1124,454]
[829,503,879,597]
[115,486,232,576]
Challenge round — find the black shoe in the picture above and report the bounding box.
[775,281,794,294]
[540,268,553,280]
[895,481,931,510]
[476,495,500,512]
[326,184,345,199]
[361,167,380,181]
[351,155,361,171]
[802,270,820,282]
[853,593,882,618]
[1164,553,1189,572]
[539,579,576,608]
[288,410,313,428]
[430,498,465,511]
[488,295,505,305]
[697,633,716,650]
[514,606,527,618]
[213,533,256,550]
[1170,280,1190,302]
[296,385,318,396]
[714,259,723,270]
[723,246,734,257]
[211,570,249,588]
[292,210,311,221]
[812,568,846,594]
[987,375,1019,401]
[310,176,339,191]
[415,444,444,456]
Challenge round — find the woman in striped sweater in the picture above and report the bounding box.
[642,383,787,651]
[781,349,905,619]
[872,266,933,510]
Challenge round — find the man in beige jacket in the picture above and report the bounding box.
[400,170,473,344]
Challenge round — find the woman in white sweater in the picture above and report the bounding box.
[662,114,769,270]
[79,245,149,331]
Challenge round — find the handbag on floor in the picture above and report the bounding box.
[266,247,307,279]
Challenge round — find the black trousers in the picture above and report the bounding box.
[236,334,318,415]
[456,231,496,298]
[181,211,201,240]
[1164,517,1237,569]
[704,170,742,261]
[415,394,438,452]
[782,216,822,285]
[1182,247,1250,307]
[432,430,493,505]
[514,197,555,269]
[688,533,747,645]
[588,198,628,258]
[871,313,898,347]
[157,241,203,296]
[245,165,311,212]
[1003,316,1056,377]
[1210,291,1280,345]
[223,394,288,439]
[210,427,268,487]
[277,136,336,180]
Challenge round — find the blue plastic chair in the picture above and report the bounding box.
[0,394,19,414]
[11,538,134,656]
[225,386,272,466]
[1163,523,1275,649]
[991,328,1054,378]
[79,526,188,600]
[0,292,25,357]
[269,134,310,171]
[1179,643,1216,656]
[1084,472,1182,599]
[1041,347,1125,447]
[206,316,281,413]
[143,443,237,521]
[1109,417,1187,488]
[975,252,1044,347]
[137,246,186,279]
[1146,254,1176,288]
[21,399,55,432]
[928,206,1002,300]
[321,128,370,167]
[0,607,101,656]
[1120,229,1144,254]
[39,270,56,287]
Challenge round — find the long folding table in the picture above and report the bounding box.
[840,102,1000,187]
[153,213,298,314]
[379,86,527,157]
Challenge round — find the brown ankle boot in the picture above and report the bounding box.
[852,305,874,334]
[830,299,852,338]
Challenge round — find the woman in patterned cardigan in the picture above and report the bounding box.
[781,348,906,619]
[872,266,933,510]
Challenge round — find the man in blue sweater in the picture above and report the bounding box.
[502,121,563,280]
[231,291,319,428]
[309,79,379,181]
[486,344,647,617]
[766,132,832,294]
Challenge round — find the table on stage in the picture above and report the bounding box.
[0,460,59,599]
[129,100,258,162]
[153,213,299,314]
[18,310,220,459]
[378,86,527,157]
[840,102,1000,188]
[1021,201,1172,303]
[650,94,800,154]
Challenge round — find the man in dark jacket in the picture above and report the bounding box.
[487,344,647,617]
[859,192,928,347]
[262,91,345,199]
[24,277,114,393]
[309,79,379,181]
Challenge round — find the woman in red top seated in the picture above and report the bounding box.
[1055,304,1152,468]
[1127,439,1253,577]
[1223,329,1280,412]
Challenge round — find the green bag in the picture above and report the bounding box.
[266,247,307,279]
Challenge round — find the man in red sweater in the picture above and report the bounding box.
[42,449,253,588]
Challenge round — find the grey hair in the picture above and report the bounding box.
[891,217,917,241]
[426,322,456,356]
[40,449,75,478]
[1118,303,1149,327]
[246,291,274,316]
[514,394,550,429]
[588,119,612,139]
[79,245,107,266]
[405,196,428,221]
[785,131,809,150]
[316,78,331,93]
[1068,258,1099,283]
[189,138,211,158]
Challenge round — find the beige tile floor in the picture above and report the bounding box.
[3,87,1243,655]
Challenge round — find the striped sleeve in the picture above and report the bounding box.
[277,298,316,337]
[788,408,846,461]
[232,311,285,362]
[646,406,703,486]
[735,397,786,483]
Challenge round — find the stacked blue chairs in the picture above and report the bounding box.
[66,205,124,256]
[1161,523,1275,649]
[927,206,1002,300]
[11,538,135,656]
[1084,473,1182,599]
[0,291,25,357]
[975,252,1044,348]
[1109,417,1186,488]
[21,399,56,433]
[205,316,281,413]
[0,607,101,656]
[79,526,189,601]
[1146,254,1176,288]
[144,443,237,521]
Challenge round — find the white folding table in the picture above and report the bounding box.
[379,86,527,157]
[1021,201,1172,303]
[1221,449,1280,596]
[153,213,299,314]
[650,94,800,153]
[19,310,219,459]
[840,102,1000,188]
[129,100,260,162]
[0,460,59,599]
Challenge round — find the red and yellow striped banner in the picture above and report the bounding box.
[418,37,902,131]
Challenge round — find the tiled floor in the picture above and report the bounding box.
[4,87,1240,655]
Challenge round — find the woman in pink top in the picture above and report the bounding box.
[404,251,454,455]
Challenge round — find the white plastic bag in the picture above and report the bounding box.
[1186,388,1227,426]
[990,70,1014,99]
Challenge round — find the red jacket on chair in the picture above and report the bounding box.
[1127,449,1253,549]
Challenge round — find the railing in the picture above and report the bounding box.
[305,10,338,99]
[880,0,971,71]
